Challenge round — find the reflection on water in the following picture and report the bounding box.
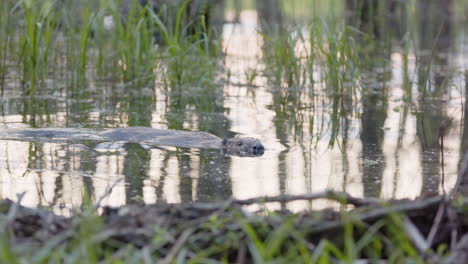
[0,0,467,213]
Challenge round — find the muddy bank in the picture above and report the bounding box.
[2,191,468,262]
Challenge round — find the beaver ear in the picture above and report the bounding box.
[222,139,227,145]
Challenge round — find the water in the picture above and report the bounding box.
[0,0,467,213]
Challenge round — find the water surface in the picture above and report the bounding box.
[0,0,467,213]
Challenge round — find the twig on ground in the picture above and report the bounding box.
[160,228,195,264]
[0,192,27,238]
[6,192,26,222]
[94,178,123,210]
[427,151,468,248]
[448,206,459,250]
[235,241,247,264]
[403,216,429,253]
[445,233,468,264]
[426,201,446,247]
[444,151,468,249]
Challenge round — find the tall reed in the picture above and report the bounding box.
[108,0,160,83]
[0,0,13,96]
[18,0,58,95]
[148,0,218,88]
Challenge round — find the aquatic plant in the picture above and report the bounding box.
[148,0,218,87]
[17,0,58,95]
[0,0,14,95]
[2,0,222,98]
[108,0,160,83]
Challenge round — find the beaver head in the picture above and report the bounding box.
[221,137,265,157]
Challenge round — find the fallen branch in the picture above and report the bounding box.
[307,195,443,235]
[230,190,382,207]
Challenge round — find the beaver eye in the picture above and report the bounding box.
[253,146,257,150]
[238,141,243,146]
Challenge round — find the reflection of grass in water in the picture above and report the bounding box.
[275,21,359,87]
[3,0,462,149]
[259,18,363,147]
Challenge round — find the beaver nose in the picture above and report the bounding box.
[253,143,265,155]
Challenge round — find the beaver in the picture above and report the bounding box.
[0,127,264,157]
